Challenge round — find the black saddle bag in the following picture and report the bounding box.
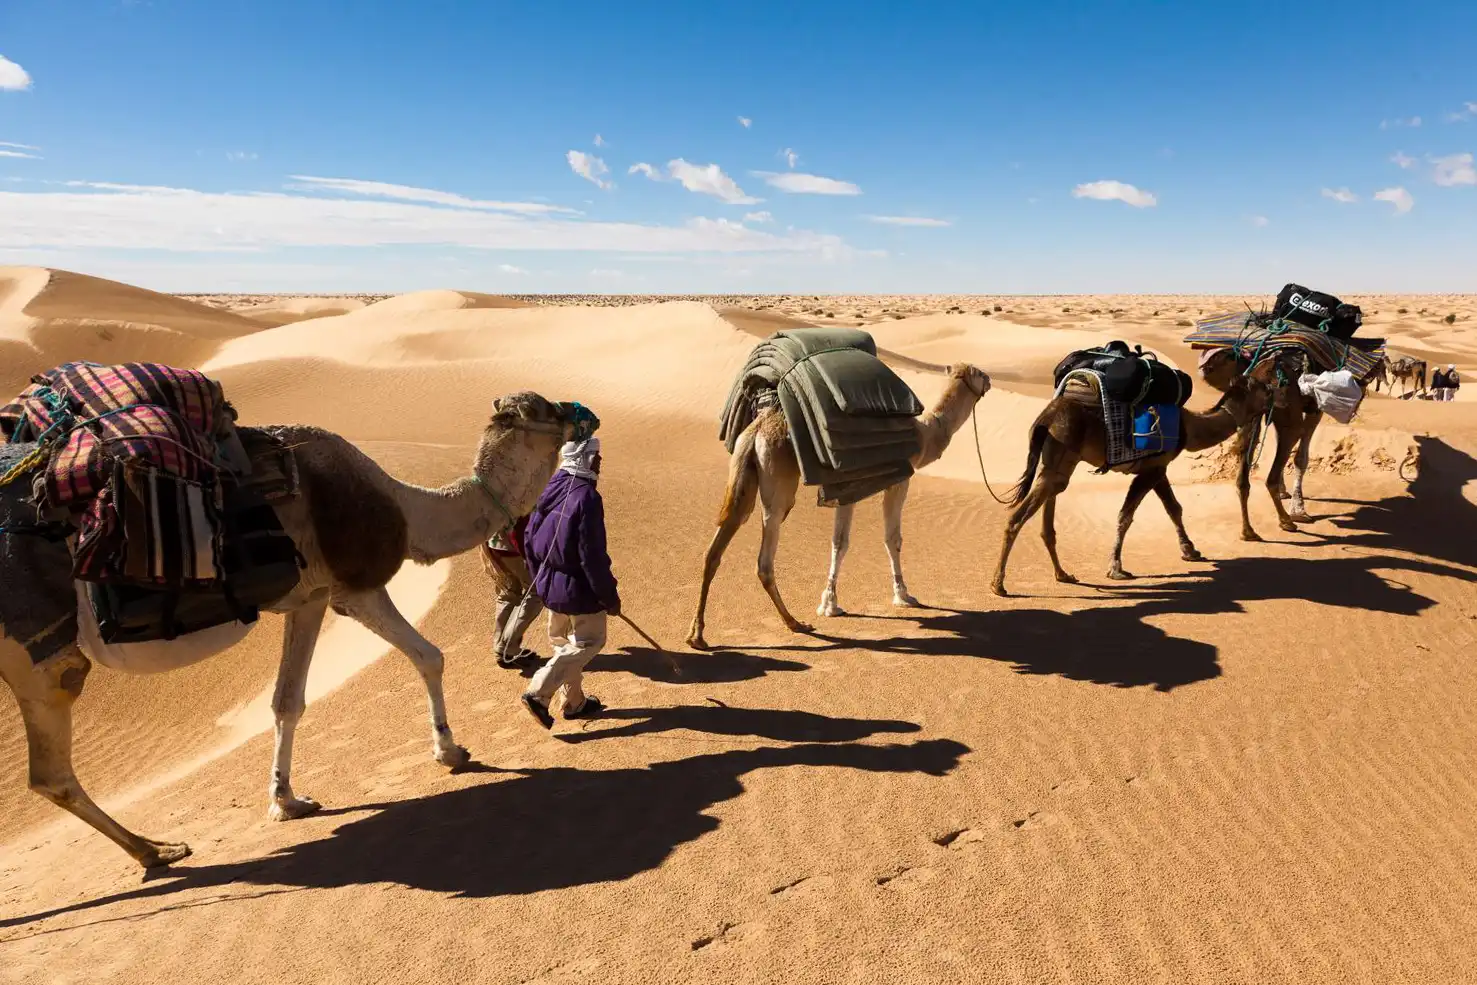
[1053,341,1193,407]
[88,478,304,644]
[1273,282,1363,340]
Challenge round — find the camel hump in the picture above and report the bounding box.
[294,433,410,592]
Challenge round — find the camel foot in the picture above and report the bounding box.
[1241,529,1263,543]
[1278,519,1300,533]
[435,743,470,769]
[1182,549,1206,562]
[686,633,711,651]
[1278,490,1291,500]
[892,592,922,609]
[1286,511,1312,523]
[1106,567,1135,581]
[1053,571,1079,585]
[784,619,814,635]
[817,596,844,618]
[989,581,1009,598]
[268,795,322,822]
[139,841,193,868]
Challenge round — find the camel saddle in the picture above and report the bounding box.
[1,361,305,649]
[1051,341,1193,409]
[718,328,924,507]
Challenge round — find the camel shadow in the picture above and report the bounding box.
[556,700,920,745]
[591,645,810,684]
[1320,436,1477,570]
[805,549,1465,692]
[3,736,967,929]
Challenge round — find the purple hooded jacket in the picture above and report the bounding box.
[522,470,620,615]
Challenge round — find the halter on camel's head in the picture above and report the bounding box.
[488,392,600,442]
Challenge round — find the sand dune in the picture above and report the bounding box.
[3,271,1477,985]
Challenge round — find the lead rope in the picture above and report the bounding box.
[970,405,1013,505]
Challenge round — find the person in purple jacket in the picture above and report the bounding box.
[519,436,621,729]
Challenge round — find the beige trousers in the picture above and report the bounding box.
[524,611,607,709]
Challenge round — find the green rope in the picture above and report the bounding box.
[471,474,516,530]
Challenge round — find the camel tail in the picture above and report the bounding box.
[1003,422,1049,506]
[718,422,761,524]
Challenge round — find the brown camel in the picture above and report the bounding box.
[1198,347,1376,540]
[989,355,1289,596]
[687,364,991,650]
[0,391,581,870]
[1375,355,1427,398]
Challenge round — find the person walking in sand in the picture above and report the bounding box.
[1443,365,1460,401]
[1430,366,1448,400]
[481,514,546,669]
[519,436,621,729]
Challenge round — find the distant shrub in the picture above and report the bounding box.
[1398,307,1408,314]
[892,313,905,320]
[1175,319,1193,327]
[1445,313,1457,324]
[980,310,990,316]
[1089,308,1101,315]
[1152,310,1161,316]
[994,305,1003,312]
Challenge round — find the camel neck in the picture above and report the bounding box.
[1182,399,1253,453]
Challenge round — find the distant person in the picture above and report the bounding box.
[1445,364,1461,402]
[518,436,621,729]
[481,514,544,669]
[1430,366,1447,400]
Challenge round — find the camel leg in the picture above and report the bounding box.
[990,465,1070,598]
[267,598,329,820]
[882,479,920,608]
[817,502,855,617]
[1286,420,1317,522]
[1107,470,1161,580]
[687,443,760,650]
[1236,422,1262,542]
[335,586,470,769]
[1262,424,1302,533]
[4,644,191,868]
[1040,496,1077,584]
[1153,473,1205,562]
[756,467,812,634]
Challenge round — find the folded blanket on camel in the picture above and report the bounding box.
[1053,370,1183,469]
[718,328,924,507]
[1184,311,1386,382]
[1,363,303,653]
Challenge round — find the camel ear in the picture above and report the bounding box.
[492,397,503,412]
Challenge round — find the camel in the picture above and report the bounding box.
[989,354,1290,596]
[1375,355,1427,398]
[686,364,991,650]
[0,391,581,870]
[1198,347,1376,540]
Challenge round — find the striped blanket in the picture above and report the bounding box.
[1184,311,1386,382]
[0,361,235,586]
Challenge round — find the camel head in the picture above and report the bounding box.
[476,392,595,490]
[946,363,992,399]
[1197,347,1243,393]
[1218,350,1302,422]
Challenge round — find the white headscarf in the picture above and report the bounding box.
[558,436,601,481]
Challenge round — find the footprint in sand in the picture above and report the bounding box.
[1010,810,1057,830]
[876,864,938,889]
[690,921,763,952]
[768,874,835,900]
[933,827,987,849]
[520,957,601,983]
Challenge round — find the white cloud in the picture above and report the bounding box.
[628,162,660,179]
[666,159,761,204]
[743,210,773,224]
[0,141,38,150]
[497,263,527,274]
[0,56,31,92]
[593,134,605,147]
[1374,186,1414,214]
[1321,186,1358,204]
[226,151,258,162]
[566,150,612,190]
[1250,215,1270,227]
[1430,152,1476,187]
[288,175,579,214]
[1445,102,1477,123]
[863,215,951,227]
[752,171,861,196]
[0,178,856,257]
[1072,180,1157,208]
[1391,151,1416,169]
[0,149,40,159]
[738,116,752,128]
[1380,116,1422,129]
[781,148,799,169]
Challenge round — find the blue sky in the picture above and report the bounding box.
[2,0,1476,294]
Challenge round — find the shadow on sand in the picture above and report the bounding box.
[2,728,966,930]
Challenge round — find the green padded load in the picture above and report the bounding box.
[718,328,924,507]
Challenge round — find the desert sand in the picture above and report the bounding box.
[3,268,1476,984]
